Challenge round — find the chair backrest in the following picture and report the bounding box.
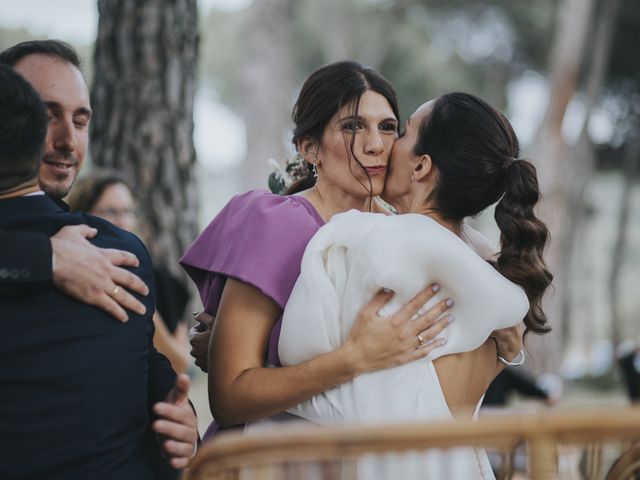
[184,407,640,480]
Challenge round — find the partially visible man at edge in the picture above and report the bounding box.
[0,41,198,478]
[0,43,147,324]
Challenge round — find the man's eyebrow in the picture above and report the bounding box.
[43,101,62,114]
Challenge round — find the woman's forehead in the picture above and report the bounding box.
[337,90,396,120]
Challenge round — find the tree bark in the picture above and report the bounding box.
[239,0,295,190]
[527,0,597,374]
[90,0,199,274]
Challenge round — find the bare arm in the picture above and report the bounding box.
[490,323,524,376]
[152,313,190,374]
[51,225,149,322]
[461,223,524,373]
[209,279,452,426]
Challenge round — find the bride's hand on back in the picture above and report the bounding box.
[344,284,453,375]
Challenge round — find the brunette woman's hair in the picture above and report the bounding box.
[414,92,552,335]
[286,60,400,195]
[66,170,131,213]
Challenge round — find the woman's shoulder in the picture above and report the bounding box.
[223,189,324,226]
[180,190,325,306]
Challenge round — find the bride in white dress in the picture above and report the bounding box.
[278,93,553,478]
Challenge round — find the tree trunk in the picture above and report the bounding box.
[563,0,621,347]
[90,0,199,274]
[609,136,640,352]
[239,0,295,190]
[527,0,597,374]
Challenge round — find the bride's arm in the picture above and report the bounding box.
[208,278,451,426]
[462,222,524,370]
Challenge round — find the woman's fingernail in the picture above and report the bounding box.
[447,315,455,324]
[446,298,454,307]
[382,288,392,293]
[432,284,440,293]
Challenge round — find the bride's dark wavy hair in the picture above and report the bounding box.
[286,61,400,196]
[414,92,552,335]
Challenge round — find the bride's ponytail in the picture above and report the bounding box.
[412,93,552,337]
[494,159,552,334]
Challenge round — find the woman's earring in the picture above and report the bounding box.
[312,163,318,179]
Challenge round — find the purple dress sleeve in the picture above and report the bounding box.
[180,190,324,365]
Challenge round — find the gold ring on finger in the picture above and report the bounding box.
[417,334,425,346]
[111,286,120,297]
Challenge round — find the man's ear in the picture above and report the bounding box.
[413,154,433,181]
[297,138,319,164]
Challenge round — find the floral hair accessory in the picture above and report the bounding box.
[267,153,311,195]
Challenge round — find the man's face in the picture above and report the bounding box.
[13,54,91,199]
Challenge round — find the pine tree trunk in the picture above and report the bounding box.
[239,0,295,189]
[527,0,597,374]
[562,0,621,348]
[90,0,199,273]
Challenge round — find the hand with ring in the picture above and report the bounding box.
[51,225,149,323]
[343,283,454,375]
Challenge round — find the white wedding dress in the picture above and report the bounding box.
[278,211,529,479]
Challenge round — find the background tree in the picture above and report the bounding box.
[90,0,199,273]
[237,0,295,189]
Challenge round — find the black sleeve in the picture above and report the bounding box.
[154,265,191,334]
[618,353,640,402]
[0,231,52,294]
[503,368,549,400]
[120,231,181,479]
[148,346,177,406]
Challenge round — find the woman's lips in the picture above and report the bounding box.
[364,165,387,176]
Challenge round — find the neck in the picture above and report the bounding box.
[0,180,41,200]
[303,181,373,222]
[406,192,462,236]
[387,189,413,215]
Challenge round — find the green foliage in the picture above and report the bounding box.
[198,0,560,120]
[177,0,640,151]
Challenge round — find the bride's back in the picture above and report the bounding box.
[434,340,497,420]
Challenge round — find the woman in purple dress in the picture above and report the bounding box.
[181,62,461,437]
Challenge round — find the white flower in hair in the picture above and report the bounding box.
[267,154,311,195]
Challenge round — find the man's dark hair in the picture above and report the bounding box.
[0,39,81,68]
[0,64,48,192]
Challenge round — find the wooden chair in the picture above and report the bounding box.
[184,407,640,480]
[607,441,640,480]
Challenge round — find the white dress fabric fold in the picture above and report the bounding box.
[278,211,530,479]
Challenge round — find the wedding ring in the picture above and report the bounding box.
[111,286,120,297]
[417,334,425,346]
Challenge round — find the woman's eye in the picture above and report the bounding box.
[341,121,362,131]
[380,122,398,132]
